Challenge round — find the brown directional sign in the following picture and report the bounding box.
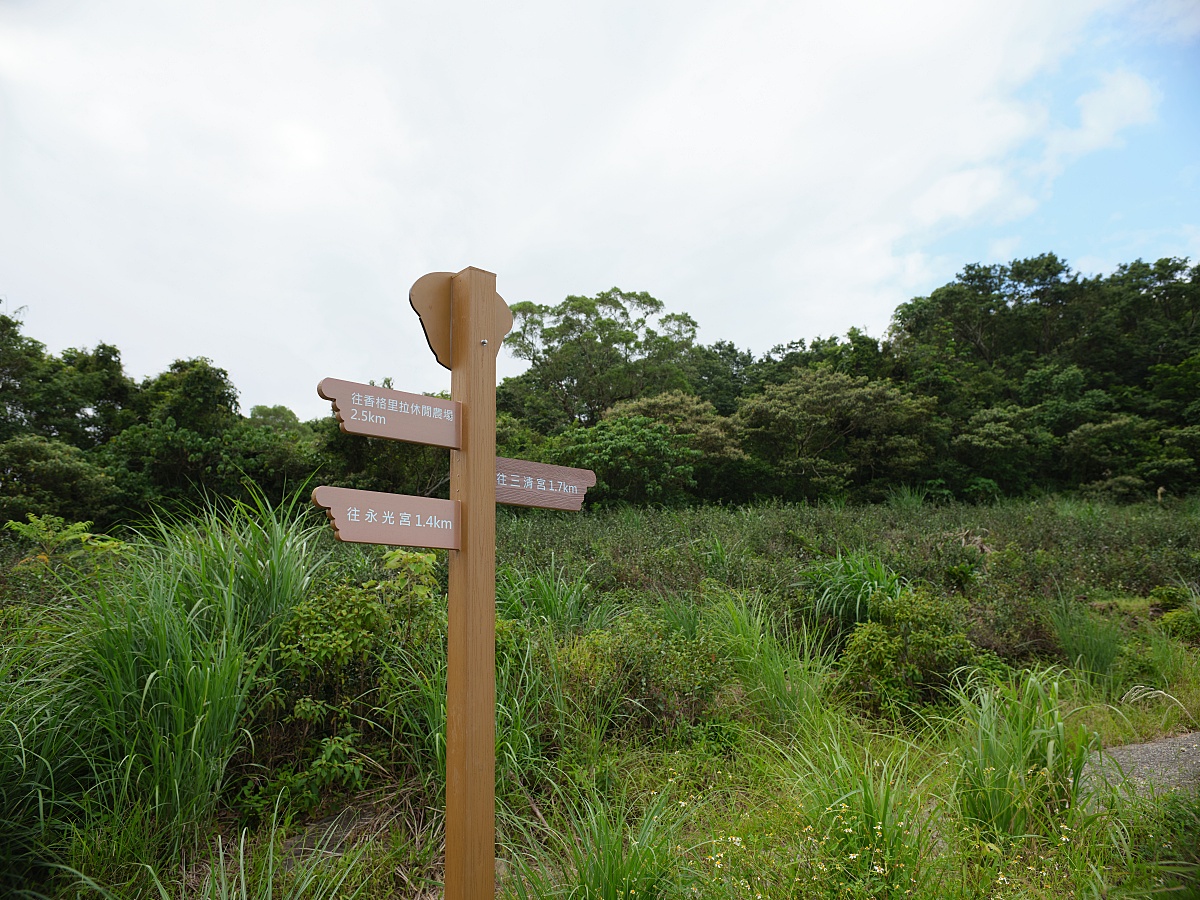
[312,267,590,900]
[311,486,460,550]
[318,378,461,448]
[495,457,596,511]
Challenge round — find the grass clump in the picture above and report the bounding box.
[1050,598,1124,692]
[952,668,1099,845]
[790,737,931,899]
[507,788,689,900]
[802,551,906,635]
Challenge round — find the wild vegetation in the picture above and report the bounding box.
[2,252,1199,896]
[3,254,1198,525]
[1,496,1198,897]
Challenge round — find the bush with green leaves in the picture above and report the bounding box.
[254,550,446,813]
[836,587,1001,713]
[1159,606,1200,645]
[544,415,699,505]
[557,607,729,738]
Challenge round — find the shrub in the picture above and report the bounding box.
[1149,585,1192,612]
[1159,607,1200,645]
[557,609,729,737]
[836,588,1001,714]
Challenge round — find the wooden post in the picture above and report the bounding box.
[445,267,504,900]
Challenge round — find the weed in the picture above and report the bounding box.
[1050,598,1124,692]
[506,788,688,900]
[801,551,906,635]
[952,668,1099,844]
[788,736,930,898]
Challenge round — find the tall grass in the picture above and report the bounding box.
[497,561,611,634]
[787,735,929,898]
[33,494,325,866]
[1050,599,1123,692]
[952,668,1099,843]
[0,622,99,892]
[709,593,830,731]
[801,551,906,632]
[506,789,687,900]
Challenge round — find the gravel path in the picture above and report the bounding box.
[1089,731,1200,795]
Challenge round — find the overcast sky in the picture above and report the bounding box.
[2,0,1198,420]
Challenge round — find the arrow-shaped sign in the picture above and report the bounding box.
[312,486,460,549]
[319,378,461,448]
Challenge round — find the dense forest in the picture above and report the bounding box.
[3,253,1197,527]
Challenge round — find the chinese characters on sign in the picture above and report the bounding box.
[318,377,461,448]
[493,457,596,511]
[311,486,459,550]
[312,267,595,900]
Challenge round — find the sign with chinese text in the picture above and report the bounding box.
[495,457,596,511]
[312,485,459,550]
[318,377,461,448]
[311,267,596,900]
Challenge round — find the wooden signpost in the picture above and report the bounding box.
[310,266,594,900]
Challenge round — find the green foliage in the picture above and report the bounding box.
[3,512,127,568]
[789,738,929,898]
[496,561,605,634]
[734,368,937,501]
[545,416,699,505]
[837,588,1000,713]
[0,434,119,524]
[508,789,688,900]
[1159,607,1200,645]
[500,288,697,431]
[557,607,729,737]
[1149,584,1192,612]
[708,591,831,730]
[952,668,1099,844]
[259,552,446,813]
[1049,600,1124,691]
[802,551,907,634]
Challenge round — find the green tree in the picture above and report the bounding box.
[544,415,698,505]
[0,434,118,524]
[0,313,137,448]
[735,369,938,501]
[605,390,749,502]
[499,289,697,431]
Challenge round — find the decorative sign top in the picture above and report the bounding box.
[318,377,461,449]
[312,485,460,550]
[495,457,596,511]
[410,269,514,371]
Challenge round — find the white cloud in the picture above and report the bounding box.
[1042,68,1159,175]
[0,0,1189,420]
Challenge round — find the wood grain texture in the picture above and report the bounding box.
[494,457,596,510]
[444,267,512,900]
[310,486,459,549]
[409,271,454,369]
[317,377,461,448]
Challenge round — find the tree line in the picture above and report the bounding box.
[2,252,1197,527]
